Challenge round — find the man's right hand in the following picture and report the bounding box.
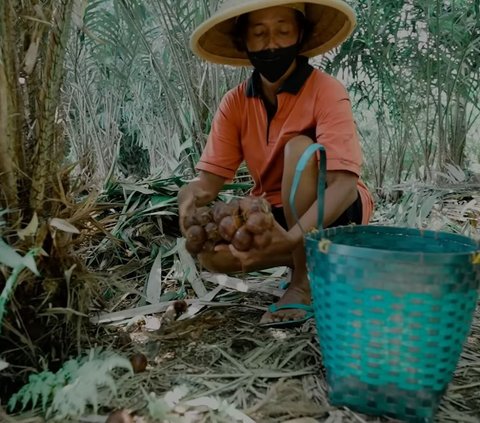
[178,192,196,236]
[178,187,210,235]
[177,171,226,236]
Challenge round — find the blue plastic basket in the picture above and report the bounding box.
[290,144,480,422]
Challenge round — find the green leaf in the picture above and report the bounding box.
[119,183,157,195]
[419,194,439,223]
[9,349,133,418]
[0,239,40,276]
[0,238,26,269]
[150,195,174,206]
[158,291,180,302]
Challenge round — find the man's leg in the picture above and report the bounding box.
[198,250,293,274]
[260,135,317,324]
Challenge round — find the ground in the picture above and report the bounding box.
[84,271,480,423]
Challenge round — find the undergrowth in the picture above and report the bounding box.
[8,349,133,420]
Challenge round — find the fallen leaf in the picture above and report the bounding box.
[49,218,80,234]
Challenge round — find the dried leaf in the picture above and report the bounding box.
[72,0,88,29]
[49,218,80,234]
[17,212,39,240]
[0,359,9,371]
[145,249,163,304]
[24,31,41,75]
[176,238,206,297]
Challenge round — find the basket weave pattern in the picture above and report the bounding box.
[306,225,480,422]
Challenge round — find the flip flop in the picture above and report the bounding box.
[259,303,314,328]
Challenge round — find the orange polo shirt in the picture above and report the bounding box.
[196,57,374,224]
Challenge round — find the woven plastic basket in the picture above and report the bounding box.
[290,144,480,423]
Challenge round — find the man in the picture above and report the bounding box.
[178,1,374,327]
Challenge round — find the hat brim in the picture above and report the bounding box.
[190,0,356,66]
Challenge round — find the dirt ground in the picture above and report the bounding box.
[88,281,480,423]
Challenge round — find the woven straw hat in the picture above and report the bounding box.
[190,0,356,66]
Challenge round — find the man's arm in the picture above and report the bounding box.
[177,171,226,234]
[287,170,358,246]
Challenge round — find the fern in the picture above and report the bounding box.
[8,349,133,419]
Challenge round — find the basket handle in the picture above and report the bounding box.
[289,144,327,233]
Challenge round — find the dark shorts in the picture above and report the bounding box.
[272,193,363,230]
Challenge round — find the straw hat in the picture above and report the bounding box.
[190,0,356,66]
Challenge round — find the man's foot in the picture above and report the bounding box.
[260,284,311,325]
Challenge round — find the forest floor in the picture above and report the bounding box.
[4,182,480,423]
[81,269,480,423]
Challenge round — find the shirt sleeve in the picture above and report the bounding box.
[314,76,362,176]
[195,88,243,180]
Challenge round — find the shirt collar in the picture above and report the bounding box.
[246,56,313,98]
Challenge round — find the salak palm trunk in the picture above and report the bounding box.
[0,0,74,222]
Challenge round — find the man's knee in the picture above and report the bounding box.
[198,251,240,274]
[284,135,315,168]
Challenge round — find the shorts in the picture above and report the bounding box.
[272,192,363,230]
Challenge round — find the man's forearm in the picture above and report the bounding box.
[288,182,358,246]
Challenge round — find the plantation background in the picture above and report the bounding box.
[64,0,480,192]
[1,0,479,422]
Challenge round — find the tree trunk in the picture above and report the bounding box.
[30,0,74,214]
[448,92,468,167]
[0,0,26,213]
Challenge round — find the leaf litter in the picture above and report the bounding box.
[8,179,480,423]
[88,180,480,423]
[86,268,479,423]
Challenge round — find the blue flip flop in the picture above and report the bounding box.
[259,303,314,328]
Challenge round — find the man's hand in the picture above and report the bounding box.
[178,187,208,235]
[215,221,297,269]
[177,171,225,236]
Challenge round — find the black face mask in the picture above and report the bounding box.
[247,44,299,83]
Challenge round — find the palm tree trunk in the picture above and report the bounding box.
[0,0,26,212]
[449,93,468,167]
[30,0,74,213]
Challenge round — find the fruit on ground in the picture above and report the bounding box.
[130,353,148,373]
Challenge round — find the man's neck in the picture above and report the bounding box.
[260,58,298,104]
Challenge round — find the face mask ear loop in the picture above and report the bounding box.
[296,28,304,51]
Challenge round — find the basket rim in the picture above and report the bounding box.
[305,224,480,262]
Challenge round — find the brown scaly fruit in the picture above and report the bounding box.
[185,225,207,254]
[212,199,240,224]
[195,206,213,226]
[231,226,254,251]
[245,211,274,234]
[204,221,222,242]
[130,353,148,373]
[218,214,243,242]
[239,196,271,220]
[106,409,134,423]
[183,214,199,230]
